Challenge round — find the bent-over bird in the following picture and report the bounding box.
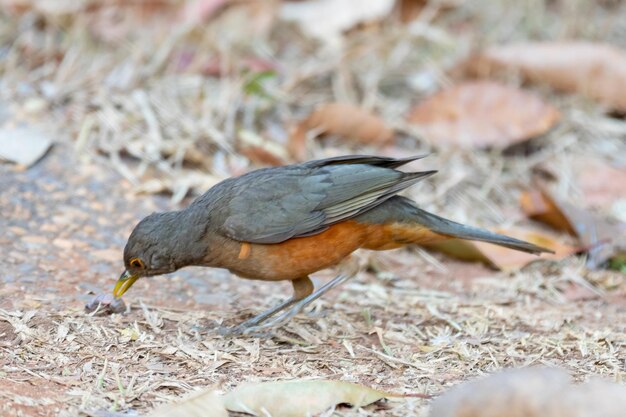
[113,155,550,333]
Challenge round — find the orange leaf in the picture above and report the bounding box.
[408,81,560,149]
[394,0,428,22]
[520,185,626,269]
[520,189,576,235]
[238,130,288,167]
[288,102,394,160]
[393,0,460,23]
[464,42,626,112]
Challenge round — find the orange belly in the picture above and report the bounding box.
[229,221,368,280]
[221,220,449,281]
[361,222,446,250]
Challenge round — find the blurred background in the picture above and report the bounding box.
[1,1,625,416]
[3,0,625,287]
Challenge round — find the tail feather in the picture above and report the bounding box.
[409,205,553,255]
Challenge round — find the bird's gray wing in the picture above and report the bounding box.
[220,155,435,244]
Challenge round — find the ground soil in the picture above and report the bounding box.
[2,144,625,416]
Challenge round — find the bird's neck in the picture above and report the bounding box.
[162,209,209,269]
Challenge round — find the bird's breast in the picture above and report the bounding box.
[221,220,369,281]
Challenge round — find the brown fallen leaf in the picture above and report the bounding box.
[87,1,179,44]
[520,187,626,269]
[149,389,227,417]
[464,42,626,112]
[425,228,575,271]
[200,0,278,47]
[572,157,626,210]
[393,0,461,23]
[408,81,560,149]
[429,367,626,417]
[288,102,394,160]
[180,0,229,26]
[280,0,395,45]
[223,380,401,417]
[394,0,428,22]
[561,282,600,302]
[238,130,288,166]
[0,0,83,15]
[520,189,576,235]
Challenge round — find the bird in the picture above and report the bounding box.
[113,155,551,334]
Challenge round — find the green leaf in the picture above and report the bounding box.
[608,255,626,274]
[243,70,277,99]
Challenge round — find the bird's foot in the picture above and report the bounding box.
[219,308,300,337]
[217,324,273,338]
[218,263,358,337]
[217,296,300,337]
[219,270,357,337]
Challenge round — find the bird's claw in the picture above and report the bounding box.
[216,271,357,337]
[217,324,274,338]
[218,303,306,337]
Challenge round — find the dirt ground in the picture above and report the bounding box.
[2,146,625,417]
[1,1,626,416]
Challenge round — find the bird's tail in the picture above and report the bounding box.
[408,205,552,254]
[357,196,554,254]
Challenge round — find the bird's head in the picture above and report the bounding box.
[113,212,180,298]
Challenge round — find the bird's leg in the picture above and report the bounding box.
[219,276,313,335]
[244,270,356,333]
[241,276,314,327]
[238,257,361,335]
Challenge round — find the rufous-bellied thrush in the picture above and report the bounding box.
[113,155,550,333]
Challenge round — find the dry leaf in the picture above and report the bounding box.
[238,130,288,166]
[394,0,428,22]
[429,367,626,417]
[223,380,399,417]
[520,187,626,269]
[180,0,229,26]
[520,189,576,235]
[86,1,179,43]
[288,102,394,160]
[425,228,575,271]
[135,171,222,202]
[561,282,600,302]
[280,0,395,45]
[0,0,83,15]
[0,126,52,167]
[572,157,626,210]
[464,42,626,112]
[393,0,462,23]
[149,389,227,417]
[201,0,277,46]
[408,81,560,149]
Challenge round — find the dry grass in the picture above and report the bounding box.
[2,255,625,416]
[1,1,626,416]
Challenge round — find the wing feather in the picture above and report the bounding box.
[218,155,435,243]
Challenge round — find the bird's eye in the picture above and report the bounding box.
[130,258,145,269]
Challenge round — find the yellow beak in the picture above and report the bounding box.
[113,270,139,298]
